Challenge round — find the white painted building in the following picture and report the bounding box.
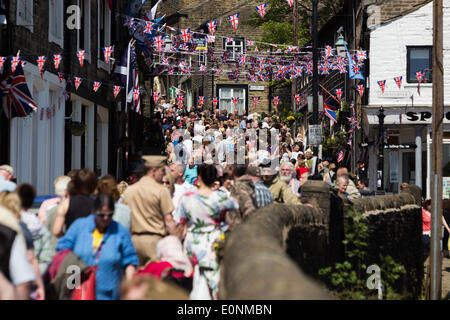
[364,1,450,197]
[10,62,66,196]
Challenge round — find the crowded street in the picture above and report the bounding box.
[0,0,449,304]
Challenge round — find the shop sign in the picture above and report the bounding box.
[308,125,322,146]
[384,144,417,149]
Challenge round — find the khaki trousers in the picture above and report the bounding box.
[132,234,164,267]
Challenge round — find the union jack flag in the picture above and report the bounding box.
[76,50,86,67]
[252,96,260,110]
[36,56,46,76]
[168,67,175,75]
[394,76,403,89]
[74,77,82,90]
[93,81,101,92]
[295,94,302,105]
[377,80,386,94]
[152,91,161,105]
[125,16,135,29]
[58,72,64,84]
[153,35,165,52]
[11,56,21,74]
[0,57,5,73]
[356,50,367,62]
[206,35,215,43]
[133,88,141,113]
[161,56,169,65]
[256,3,268,19]
[103,46,114,64]
[53,54,62,71]
[246,40,255,47]
[305,62,313,75]
[337,64,347,74]
[416,71,425,96]
[337,148,344,163]
[62,89,70,101]
[237,54,247,66]
[293,66,303,78]
[113,86,121,99]
[351,63,361,74]
[199,64,207,73]
[144,21,154,34]
[319,64,329,75]
[356,84,365,98]
[207,20,217,35]
[249,74,256,82]
[198,96,205,109]
[272,96,280,110]
[177,94,185,108]
[0,63,38,119]
[228,13,240,31]
[324,46,335,58]
[211,97,219,111]
[335,88,343,102]
[180,28,192,43]
[225,37,234,44]
[231,97,239,111]
[286,0,294,7]
[416,71,425,83]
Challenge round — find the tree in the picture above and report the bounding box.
[245,0,345,47]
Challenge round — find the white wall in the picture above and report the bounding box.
[368,2,450,108]
[10,63,65,195]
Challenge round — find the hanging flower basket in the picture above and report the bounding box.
[70,122,87,136]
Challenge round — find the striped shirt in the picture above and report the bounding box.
[254,181,274,208]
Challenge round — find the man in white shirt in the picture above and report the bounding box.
[169,163,197,224]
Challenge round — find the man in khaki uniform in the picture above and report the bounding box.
[123,155,177,266]
[261,166,301,205]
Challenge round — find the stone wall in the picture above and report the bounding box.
[221,182,423,299]
[220,203,332,300]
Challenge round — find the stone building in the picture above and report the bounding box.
[150,0,281,115]
[0,0,130,194]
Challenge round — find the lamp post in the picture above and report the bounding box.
[335,33,348,58]
[377,107,385,191]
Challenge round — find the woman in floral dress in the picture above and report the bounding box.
[176,164,238,299]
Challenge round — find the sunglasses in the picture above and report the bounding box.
[96,212,114,218]
[162,181,170,185]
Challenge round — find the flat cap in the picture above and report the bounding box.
[142,155,168,168]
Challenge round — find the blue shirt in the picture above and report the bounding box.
[184,165,198,185]
[0,175,16,192]
[254,181,274,208]
[56,214,138,300]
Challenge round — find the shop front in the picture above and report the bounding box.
[365,107,450,197]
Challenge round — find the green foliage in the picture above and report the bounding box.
[322,130,349,156]
[244,0,345,47]
[318,209,407,300]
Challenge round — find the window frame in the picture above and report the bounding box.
[16,0,33,32]
[97,0,111,72]
[77,0,91,64]
[223,37,245,61]
[48,0,64,48]
[406,46,432,83]
[217,84,248,115]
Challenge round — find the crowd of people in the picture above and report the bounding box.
[0,105,442,300]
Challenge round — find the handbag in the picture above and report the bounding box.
[71,243,104,300]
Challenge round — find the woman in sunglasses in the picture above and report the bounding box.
[56,193,138,300]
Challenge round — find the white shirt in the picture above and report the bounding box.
[172,181,197,223]
[10,235,35,286]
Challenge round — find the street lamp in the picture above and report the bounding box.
[377,107,385,191]
[335,33,348,58]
